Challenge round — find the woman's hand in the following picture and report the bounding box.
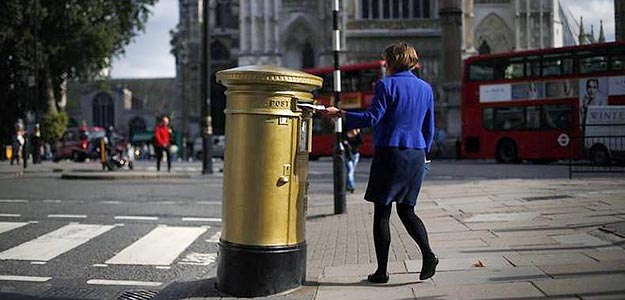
[324,106,344,118]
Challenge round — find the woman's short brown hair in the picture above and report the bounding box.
[383,42,419,72]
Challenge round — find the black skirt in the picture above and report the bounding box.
[364,147,426,206]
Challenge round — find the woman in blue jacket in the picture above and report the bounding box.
[325,42,437,283]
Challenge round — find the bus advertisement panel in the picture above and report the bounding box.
[462,42,625,164]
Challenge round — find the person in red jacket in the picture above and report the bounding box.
[154,115,172,172]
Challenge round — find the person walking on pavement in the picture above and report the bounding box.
[10,124,25,166]
[30,124,43,164]
[343,128,363,193]
[154,115,172,172]
[324,42,437,283]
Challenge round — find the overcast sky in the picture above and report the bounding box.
[109,0,617,79]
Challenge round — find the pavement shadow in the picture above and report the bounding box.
[309,279,422,288]
[306,213,336,220]
[153,278,226,300]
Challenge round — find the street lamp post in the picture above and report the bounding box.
[201,0,213,174]
[332,0,346,214]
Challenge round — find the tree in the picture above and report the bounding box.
[0,0,157,144]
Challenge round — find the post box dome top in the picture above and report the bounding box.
[216,65,322,90]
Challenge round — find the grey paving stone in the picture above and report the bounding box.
[411,282,544,300]
[504,253,597,266]
[464,212,541,223]
[404,256,512,273]
[431,266,549,286]
[315,276,418,300]
[322,261,406,278]
[551,233,612,246]
[483,235,559,247]
[537,261,625,278]
[532,274,625,296]
[582,249,625,262]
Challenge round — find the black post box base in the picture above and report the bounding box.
[216,240,306,297]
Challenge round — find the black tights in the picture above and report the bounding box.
[373,203,433,274]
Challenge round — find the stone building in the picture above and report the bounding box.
[174,0,583,156]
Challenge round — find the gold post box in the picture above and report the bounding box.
[215,65,322,297]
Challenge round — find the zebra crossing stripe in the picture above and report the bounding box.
[0,275,51,282]
[0,222,30,235]
[86,279,161,287]
[106,226,207,266]
[0,224,115,261]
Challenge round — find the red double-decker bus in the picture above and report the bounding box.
[461,42,625,163]
[305,61,386,159]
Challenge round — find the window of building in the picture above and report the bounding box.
[302,42,315,69]
[360,0,431,19]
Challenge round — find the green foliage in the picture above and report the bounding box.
[0,0,158,125]
[40,111,68,144]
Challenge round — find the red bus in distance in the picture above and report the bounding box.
[304,60,386,159]
[461,42,625,164]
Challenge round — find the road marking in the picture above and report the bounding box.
[43,199,63,203]
[157,201,177,205]
[0,224,115,261]
[182,217,220,222]
[0,222,30,235]
[0,275,51,282]
[114,216,158,221]
[178,252,217,266]
[30,261,46,265]
[197,201,221,205]
[92,264,108,267]
[0,214,21,218]
[0,199,28,203]
[155,266,171,270]
[100,201,121,204]
[86,279,162,287]
[206,232,221,243]
[106,226,207,266]
[48,214,88,219]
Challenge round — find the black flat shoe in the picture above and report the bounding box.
[419,254,439,280]
[367,272,389,283]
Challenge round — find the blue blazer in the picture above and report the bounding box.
[345,70,435,153]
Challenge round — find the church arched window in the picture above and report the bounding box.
[302,42,315,69]
[215,3,223,27]
[360,0,431,19]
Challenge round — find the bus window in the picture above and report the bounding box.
[527,56,541,77]
[541,105,572,130]
[610,54,625,71]
[526,106,540,129]
[482,108,494,130]
[469,61,494,81]
[505,58,524,79]
[495,107,525,130]
[579,55,608,73]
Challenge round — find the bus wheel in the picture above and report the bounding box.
[496,139,518,163]
[590,144,610,165]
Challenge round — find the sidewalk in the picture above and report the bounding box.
[304,178,625,300]
[167,177,625,300]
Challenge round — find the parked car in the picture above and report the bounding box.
[194,135,225,160]
[53,126,105,162]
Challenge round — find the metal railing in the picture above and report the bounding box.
[569,133,625,179]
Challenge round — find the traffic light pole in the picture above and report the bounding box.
[332,0,346,214]
[201,0,213,174]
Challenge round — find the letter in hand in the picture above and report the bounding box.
[324,106,342,118]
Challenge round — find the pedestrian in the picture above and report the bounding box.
[324,42,437,283]
[31,124,43,164]
[343,128,363,193]
[10,124,25,166]
[154,115,172,172]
